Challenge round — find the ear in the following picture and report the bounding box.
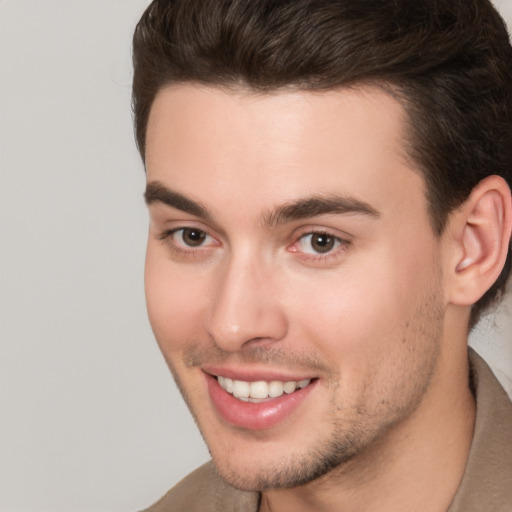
[446,175,512,306]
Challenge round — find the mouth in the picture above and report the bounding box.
[203,370,318,430]
[217,375,311,402]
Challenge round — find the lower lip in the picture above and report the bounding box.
[205,374,317,430]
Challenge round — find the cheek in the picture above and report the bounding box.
[144,242,207,355]
[288,268,402,351]
[286,246,439,368]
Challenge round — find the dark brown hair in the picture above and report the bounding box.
[132,0,512,325]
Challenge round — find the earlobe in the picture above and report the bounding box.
[448,176,512,306]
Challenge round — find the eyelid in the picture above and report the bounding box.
[291,224,352,244]
[167,227,215,246]
[156,222,221,257]
[287,226,351,262]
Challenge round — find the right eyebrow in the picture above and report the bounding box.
[144,181,211,219]
[263,194,380,227]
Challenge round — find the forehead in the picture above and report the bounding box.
[145,84,427,223]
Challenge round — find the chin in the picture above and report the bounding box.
[205,425,364,492]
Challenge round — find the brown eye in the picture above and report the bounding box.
[310,233,336,253]
[181,228,207,247]
[295,232,344,256]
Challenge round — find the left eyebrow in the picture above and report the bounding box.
[144,181,211,219]
[263,195,380,227]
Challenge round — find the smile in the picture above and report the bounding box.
[205,372,318,430]
[217,376,311,402]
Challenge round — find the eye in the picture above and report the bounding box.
[295,232,344,255]
[169,228,215,249]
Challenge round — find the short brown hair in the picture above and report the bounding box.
[132,0,512,325]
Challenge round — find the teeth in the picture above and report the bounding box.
[268,381,284,398]
[249,381,269,399]
[283,381,296,394]
[217,376,311,400]
[232,380,250,399]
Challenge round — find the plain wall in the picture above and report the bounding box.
[0,1,511,511]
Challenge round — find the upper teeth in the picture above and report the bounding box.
[217,376,311,401]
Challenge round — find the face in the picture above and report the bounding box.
[144,85,448,491]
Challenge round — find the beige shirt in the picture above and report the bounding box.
[144,350,512,512]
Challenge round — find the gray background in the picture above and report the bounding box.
[1,1,511,510]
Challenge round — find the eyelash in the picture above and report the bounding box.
[158,227,219,257]
[289,230,350,263]
[158,227,350,262]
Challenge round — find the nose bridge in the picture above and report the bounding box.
[207,247,287,351]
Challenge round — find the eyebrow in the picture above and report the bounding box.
[144,181,380,225]
[264,195,380,226]
[144,181,211,219]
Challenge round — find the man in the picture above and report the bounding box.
[132,0,512,510]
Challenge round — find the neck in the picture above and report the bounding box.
[259,339,476,512]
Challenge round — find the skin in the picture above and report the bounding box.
[144,85,479,511]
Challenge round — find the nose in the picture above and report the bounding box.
[206,253,288,352]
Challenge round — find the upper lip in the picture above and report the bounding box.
[201,365,317,382]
